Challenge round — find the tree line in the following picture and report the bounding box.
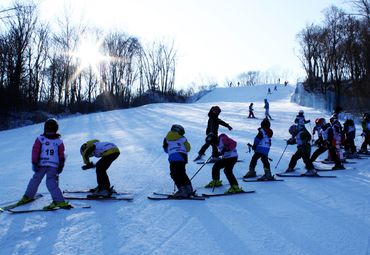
[0,2,179,119]
[297,0,370,110]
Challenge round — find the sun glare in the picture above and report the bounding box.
[75,40,105,69]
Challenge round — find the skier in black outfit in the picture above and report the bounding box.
[194,106,232,162]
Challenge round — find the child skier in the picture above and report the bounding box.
[310,122,345,170]
[343,118,357,158]
[359,113,370,154]
[204,133,243,194]
[312,118,325,146]
[285,124,317,176]
[17,118,71,210]
[80,140,120,197]
[330,114,344,162]
[194,106,233,162]
[248,103,256,118]
[163,124,194,198]
[264,99,272,120]
[243,118,274,180]
[294,110,310,128]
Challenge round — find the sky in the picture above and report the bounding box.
[1,84,370,254]
[2,0,350,88]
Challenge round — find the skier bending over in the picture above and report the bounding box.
[80,139,120,197]
[285,124,317,176]
[17,118,71,210]
[204,133,243,194]
[163,124,194,198]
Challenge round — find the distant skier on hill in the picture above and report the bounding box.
[285,124,316,176]
[17,118,71,210]
[204,133,243,194]
[194,106,233,162]
[243,118,274,180]
[264,99,272,120]
[163,124,194,198]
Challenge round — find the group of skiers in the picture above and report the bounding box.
[15,105,370,204]
[248,99,272,120]
[17,118,121,209]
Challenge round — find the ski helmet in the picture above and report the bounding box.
[210,106,221,115]
[261,118,271,129]
[80,143,87,155]
[288,124,298,135]
[44,118,58,133]
[171,124,185,136]
[298,110,304,115]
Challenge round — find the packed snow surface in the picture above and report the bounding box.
[1,84,370,255]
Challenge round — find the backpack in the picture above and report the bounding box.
[221,135,237,151]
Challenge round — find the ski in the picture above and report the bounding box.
[242,178,284,182]
[196,159,244,164]
[315,160,356,164]
[315,167,350,172]
[276,173,337,178]
[202,190,255,197]
[148,193,205,201]
[7,203,91,214]
[63,196,133,201]
[0,194,43,212]
[63,189,131,195]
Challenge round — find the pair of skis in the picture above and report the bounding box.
[147,190,256,200]
[62,189,133,201]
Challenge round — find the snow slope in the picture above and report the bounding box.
[1,84,370,255]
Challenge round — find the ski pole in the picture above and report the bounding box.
[190,156,212,181]
[275,143,288,169]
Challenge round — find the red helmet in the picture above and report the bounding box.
[315,118,325,126]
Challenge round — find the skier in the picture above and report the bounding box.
[163,124,194,198]
[248,103,256,118]
[267,88,272,94]
[264,99,272,120]
[194,106,233,162]
[310,121,345,170]
[80,139,120,197]
[312,118,325,146]
[204,133,243,194]
[343,118,357,158]
[294,110,310,128]
[285,124,317,176]
[359,113,370,154]
[243,118,274,180]
[330,114,344,162]
[17,118,71,210]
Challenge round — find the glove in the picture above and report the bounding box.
[228,125,233,131]
[82,162,95,170]
[32,164,38,172]
[287,138,295,145]
[57,167,63,174]
[252,144,256,151]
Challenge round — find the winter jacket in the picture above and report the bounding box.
[253,127,273,155]
[205,110,231,135]
[217,134,238,159]
[163,131,191,163]
[294,115,310,126]
[343,120,356,140]
[289,127,311,154]
[82,140,120,165]
[32,133,65,170]
[362,119,370,134]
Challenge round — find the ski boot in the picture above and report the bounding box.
[285,167,295,173]
[243,168,257,178]
[257,169,274,181]
[303,169,317,176]
[205,180,223,188]
[17,195,33,206]
[225,185,244,194]
[332,164,345,170]
[43,201,72,210]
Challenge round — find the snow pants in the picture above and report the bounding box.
[211,157,239,186]
[360,133,370,152]
[95,152,120,190]
[198,137,219,158]
[248,111,255,118]
[24,166,64,202]
[288,146,314,170]
[169,162,191,189]
[310,145,341,166]
[249,152,270,171]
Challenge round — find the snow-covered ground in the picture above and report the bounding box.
[1,84,370,255]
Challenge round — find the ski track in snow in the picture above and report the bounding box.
[1,84,370,254]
